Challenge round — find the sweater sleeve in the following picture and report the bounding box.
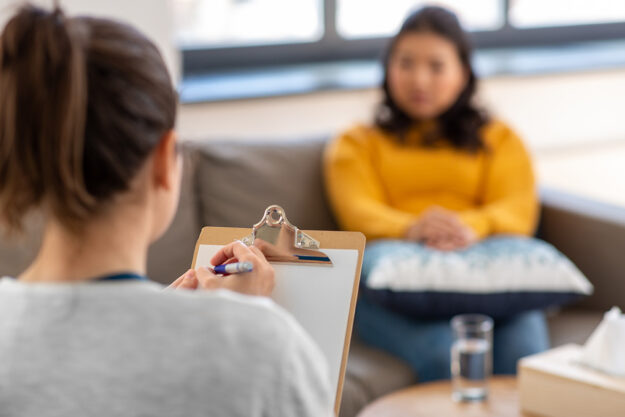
[323,128,417,240]
[458,125,539,238]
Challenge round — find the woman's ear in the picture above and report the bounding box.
[152,130,178,191]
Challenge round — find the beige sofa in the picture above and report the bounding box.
[2,138,623,417]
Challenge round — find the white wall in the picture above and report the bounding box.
[178,68,625,154]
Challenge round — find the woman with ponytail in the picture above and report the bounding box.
[0,4,331,416]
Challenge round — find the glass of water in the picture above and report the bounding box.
[450,314,493,402]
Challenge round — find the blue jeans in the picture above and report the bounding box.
[355,298,550,382]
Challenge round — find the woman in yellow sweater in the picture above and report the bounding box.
[325,6,549,381]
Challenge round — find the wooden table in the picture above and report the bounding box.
[357,377,539,417]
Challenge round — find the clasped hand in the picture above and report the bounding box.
[404,206,477,251]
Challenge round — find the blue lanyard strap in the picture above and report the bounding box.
[95,272,148,282]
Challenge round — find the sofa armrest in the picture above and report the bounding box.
[538,187,625,311]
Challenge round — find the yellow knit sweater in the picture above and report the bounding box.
[323,121,538,241]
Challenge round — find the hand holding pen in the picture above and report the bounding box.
[169,241,275,297]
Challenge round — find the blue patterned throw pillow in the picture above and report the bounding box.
[360,236,593,319]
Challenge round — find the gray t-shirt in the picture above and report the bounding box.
[0,277,333,417]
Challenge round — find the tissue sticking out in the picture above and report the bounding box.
[580,306,625,377]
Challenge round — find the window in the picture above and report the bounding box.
[337,0,504,38]
[174,0,323,48]
[510,0,625,28]
[177,0,625,75]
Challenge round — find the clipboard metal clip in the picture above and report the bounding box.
[241,205,333,265]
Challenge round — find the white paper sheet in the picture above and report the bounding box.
[195,245,360,399]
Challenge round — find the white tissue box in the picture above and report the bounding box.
[519,344,625,417]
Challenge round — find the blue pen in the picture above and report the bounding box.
[212,262,253,275]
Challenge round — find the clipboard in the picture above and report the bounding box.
[190,206,365,415]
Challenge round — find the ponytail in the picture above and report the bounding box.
[0,5,92,231]
[0,4,177,232]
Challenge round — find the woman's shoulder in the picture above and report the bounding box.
[328,124,394,158]
[333,123,391,145]
[128,286,330,407]
[480,119,525,150]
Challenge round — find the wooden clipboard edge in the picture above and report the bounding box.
[191,226,366,416]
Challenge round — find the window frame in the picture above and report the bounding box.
[181,0,625,75]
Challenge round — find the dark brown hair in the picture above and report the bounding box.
[0,4,177,232]
[375,6,488,151]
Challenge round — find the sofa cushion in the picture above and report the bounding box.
[361,237,593,319]
[190,138,338,231]
[147,147,202,285]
